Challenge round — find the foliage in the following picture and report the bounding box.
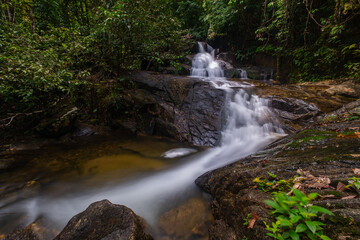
[174,0,208,39]
[0,23,89,111]
[243,213,252,226]
[87,0,186,73]
[264,189,334,240]
[348,177,360,190]
[253,172,294,193]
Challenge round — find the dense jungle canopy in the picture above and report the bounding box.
[0,0,359,113]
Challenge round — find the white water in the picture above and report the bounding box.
[191,42,224,77]
[0,46,285,234]
[240,69,248,79]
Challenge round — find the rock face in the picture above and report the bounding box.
[55,200,152,240]
[195,100,360,240]
[119,72,227,146]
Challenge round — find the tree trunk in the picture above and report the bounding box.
[0,0,6,21]
[6,5,11,22]
[29,6,36,33]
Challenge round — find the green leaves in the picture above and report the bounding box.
[264,190,333,240]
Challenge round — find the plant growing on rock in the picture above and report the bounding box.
[348,177,360,190]
[253,173,294,193]
[264,189,333,240]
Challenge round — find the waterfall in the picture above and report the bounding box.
[0,45,285,235]
[239,69,248,79]
[190,42,224,78]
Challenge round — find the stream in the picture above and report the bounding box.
[0,43,285,239]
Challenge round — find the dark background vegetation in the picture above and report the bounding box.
[0,0,359,115]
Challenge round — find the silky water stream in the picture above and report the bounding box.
[0,44,285,239]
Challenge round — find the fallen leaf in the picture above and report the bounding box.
[355,132,360,138]
[293,183,301,189]
[341,195,357,200]
[0,234,5,239]
[321,195,336,199]
[248,212,259,229]
[350,154,360,158]
[337,134,345,138]
[353,168,360,175]
[337,182,346,192]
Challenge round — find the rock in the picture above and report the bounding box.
[36,106,79,137]
[325,81,360,98]
[119,72,227,146]
[5,218,58,240]
[269,97,321,130]
[0,157,22,171]
[158,198,213,240]
[216,52,236,65]
[161,148,197,158]
[241,66,274,80]
[195,102,360,239]
[55,200,153,240]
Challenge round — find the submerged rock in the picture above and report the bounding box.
[161,148,197,158]
[158,198,213,240]
[5,218,58,240]
[55,200,152,240]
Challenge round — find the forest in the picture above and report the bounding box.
[1,0,359,116]
[1,1,360,240]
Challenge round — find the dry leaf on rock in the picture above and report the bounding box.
[337,182,346,192]
[321,195,336,199]
[341,195,357,200]
[248,212,259,229]
[295,169,332,189]
[353,168,360,175]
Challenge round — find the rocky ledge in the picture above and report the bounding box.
[196,100,360,239]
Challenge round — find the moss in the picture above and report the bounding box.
[324,190,342,198]
[329,216,352,225]
[322,115,338,122]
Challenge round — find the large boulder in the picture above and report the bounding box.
[117,72,227,146]
[55,200,152,240]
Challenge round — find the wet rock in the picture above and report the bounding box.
[241,66,274,80]
[120,71,226,146]
[216,52,236,65]
[0,157,22,171]
[5,218,58,240]
[325,81,360,98]
[158,198,213,240]
[55,200,152,240]
[269,97,321,130]
[36,106,78,137]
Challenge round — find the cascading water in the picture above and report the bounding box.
[191,42,224,78]
[239,69,248,79]
[0,45,285,237]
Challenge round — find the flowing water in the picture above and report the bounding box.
[191,42,224,78]
[0,44,285,239]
